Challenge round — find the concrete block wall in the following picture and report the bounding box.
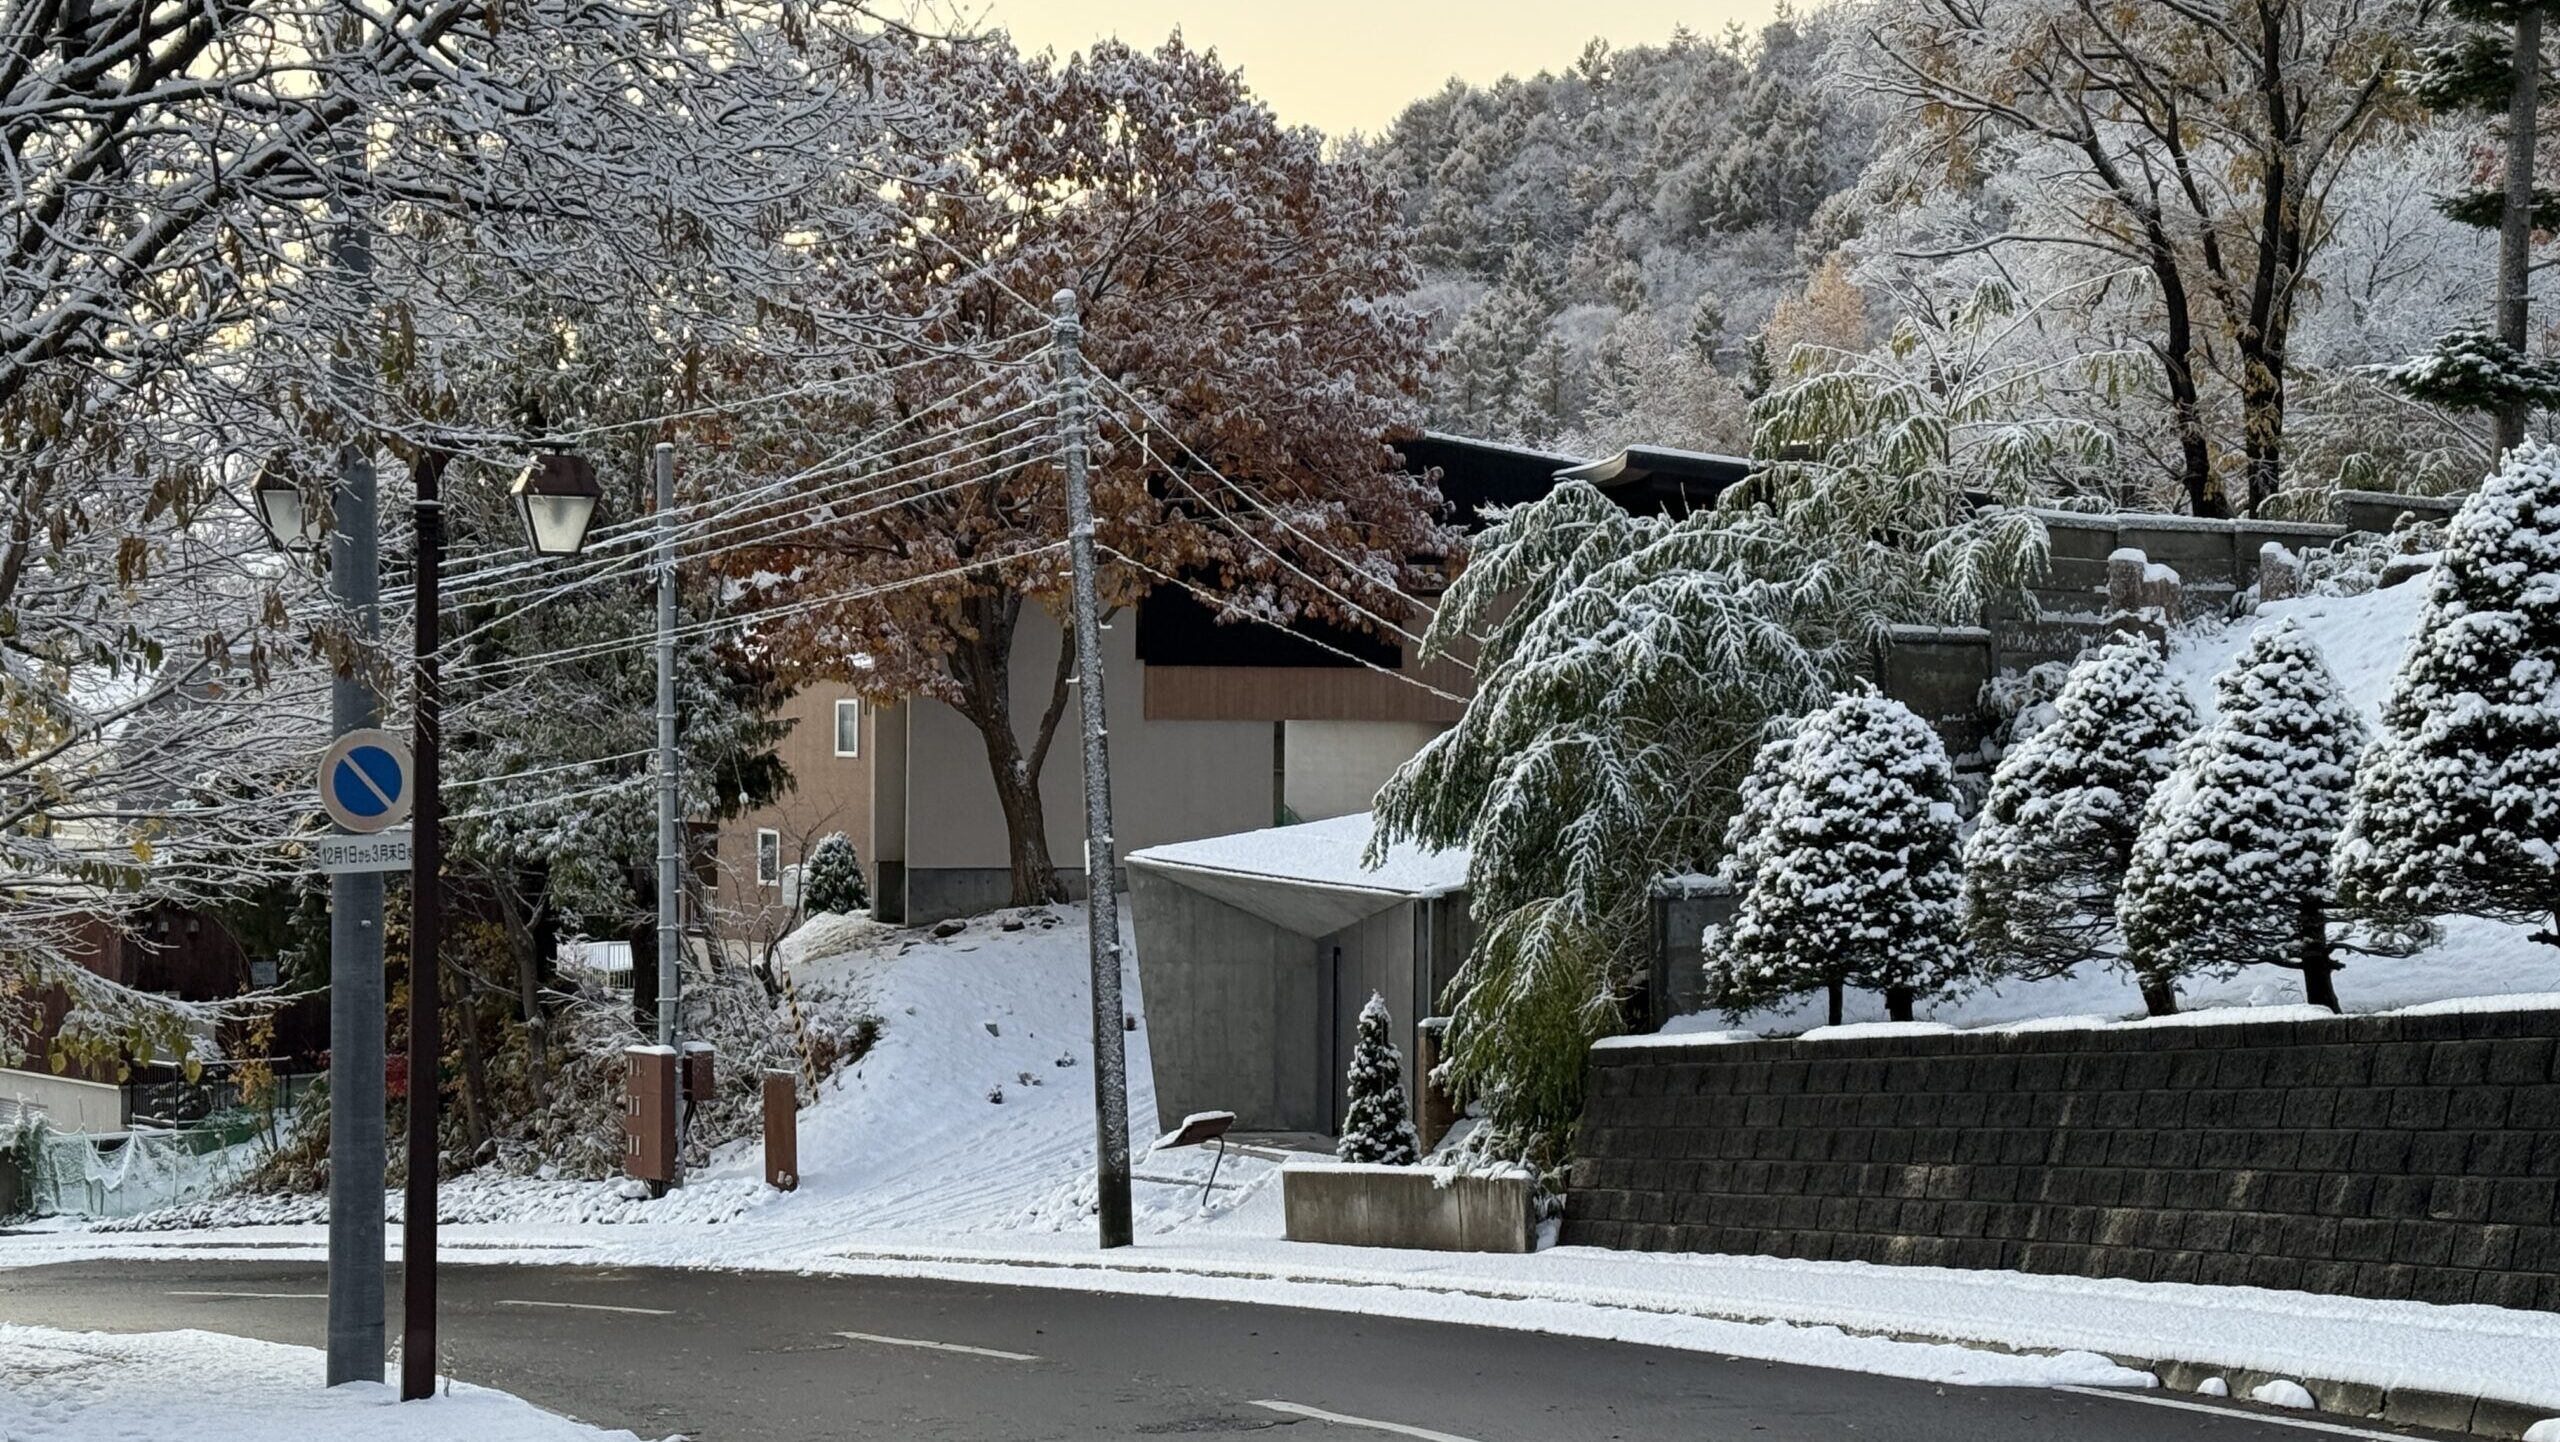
[1563,1009,2560,1310]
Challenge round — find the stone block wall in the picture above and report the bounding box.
[1564,1009,2560,1310]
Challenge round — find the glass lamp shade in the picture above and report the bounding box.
[252,470,325,549]
[511,453,601,557]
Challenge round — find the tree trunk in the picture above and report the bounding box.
[2140,978,2180,1018]
[2148,233,2224,517]
[946,590,1083,909]
[2298,898,2341,1013]
[452,963,490,1150]
[629,889,659,1036]
[1885,985,1916,1023]
[2496,4,2543,460]
[1826,978,1844,1028]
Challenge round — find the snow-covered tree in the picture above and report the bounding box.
[2336,442,2560,952]
[1337,993,1420,1166]
[2385,1,2557,455]
[1964,636,2199,1015]
[2118,620,2369,1010]
[1710,693,1972,1024]
[802,834,870,917]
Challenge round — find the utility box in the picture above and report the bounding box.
[624,1045,678,1186]
[762,1068,799,1192]
[680,1041,715,1109]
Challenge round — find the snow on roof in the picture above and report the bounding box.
[1127,811,1469,898]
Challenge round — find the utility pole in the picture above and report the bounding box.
[653,442,682,1050]
[1054,290,1132,1249]
[401,454,446,1403]
[324,221,386,1390]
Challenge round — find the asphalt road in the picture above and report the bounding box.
[0,1259,2471,1442]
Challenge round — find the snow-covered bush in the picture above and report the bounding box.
[1711,693,1972,1023]
[1964,636,2198,1014]
[802,833,869,917]
[2298,518,2447,598]
[2118,620,2368,1010]
[1977,660,2072,759]
[1337,994,1420,1166]
[2336,443,2560,953]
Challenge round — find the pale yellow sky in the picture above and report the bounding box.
[976,2,1789,137]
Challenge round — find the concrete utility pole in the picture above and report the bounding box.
[1053,290,1133,1249]
[323,222,386,1389]
[653,442,682,1050]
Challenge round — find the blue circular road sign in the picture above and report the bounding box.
[318,728,415,833]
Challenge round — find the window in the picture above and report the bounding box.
[833,698,861,758]
[755,828,782,888]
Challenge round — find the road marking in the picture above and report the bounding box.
[2057,1385,2427,1440]
[495,1299,674,1317]
[834,1330,1039,1362]
[1249,1399,1485,1442]
[168,1290,325,1300]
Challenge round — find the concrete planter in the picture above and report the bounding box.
[1282,1163,1535,1253]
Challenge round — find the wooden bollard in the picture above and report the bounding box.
[763,1068,799,1192]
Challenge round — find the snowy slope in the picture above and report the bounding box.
[1728,577,2554,1033]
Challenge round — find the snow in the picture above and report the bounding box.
[2250,1378,2318,1410]
[1797,1021,1956,1041]
[0,1325,646,1441]
[1591,1025,1754,1050]
[2196,1376,2230,1397]
[2525,1419,2560,1442]
[1128,810,1469,897]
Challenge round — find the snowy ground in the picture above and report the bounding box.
[0,1325,648,1441]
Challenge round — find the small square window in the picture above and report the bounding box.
[755,828,782,888]
[833,698,861,758]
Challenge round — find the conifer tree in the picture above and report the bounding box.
[2119,620,2368,1010]
[1337,994,1421,1165]
[1964,636,2198,1014]
[1712,694,1972,1024]
[801,833,869,917]
[2335,443,2560,953]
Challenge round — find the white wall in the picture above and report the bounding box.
[0,1069,126,1134]
[1283,719,1445,822]
[905,609,1274,872]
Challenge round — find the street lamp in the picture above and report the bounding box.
[401,449,597,1401]
[512,453,603,558]
[252,464,328,550]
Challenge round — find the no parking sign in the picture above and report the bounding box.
[318,728,415,833]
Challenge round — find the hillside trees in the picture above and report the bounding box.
[717,34,1449,907]
[1857,0,2432,514]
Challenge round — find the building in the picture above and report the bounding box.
[708,433,1756,931]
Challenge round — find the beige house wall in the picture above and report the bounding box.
[1282,719,1445,822]
[712,683,874,940]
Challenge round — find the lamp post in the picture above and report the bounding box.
[259,449,600,1401]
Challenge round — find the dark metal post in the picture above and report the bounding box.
[401,456,444,1401]
[1053,289,1132,1249]
[324,274,387,1383]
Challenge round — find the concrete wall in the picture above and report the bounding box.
[1130,867,1327,1135]
[1283,719,1444,822]
[0,1069,127,1134]
[1283,1166,1536,1252]
[900,611,1273,922]
[1566,1009,2560,1310]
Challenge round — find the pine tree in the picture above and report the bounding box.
[2118,620,2369,1011]
[2384,1,2557,455]
[1337,993,1420,1165]
[2335,443,2560,952]
[1712,693,1972,1024]
[801,833,869,917]
[1964,636,2199,1014]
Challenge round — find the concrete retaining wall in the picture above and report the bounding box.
[1564,1009,2560,1310]
[1284,1165,1536,1253]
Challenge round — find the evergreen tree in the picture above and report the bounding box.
[801,833,869,917]
[2385,1,2558,455]
[1964,636,2199,1014]
[1337,994,1420,1165]
[2335,443,2560,952]
[2118,620,2369,1011]
[1711,693,1972,1024]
